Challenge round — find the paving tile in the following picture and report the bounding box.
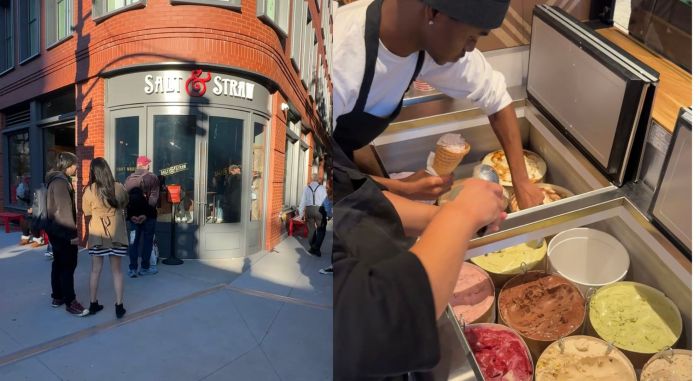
[0,358,60,381]
[226,290,284,344]
[202,346,281,381]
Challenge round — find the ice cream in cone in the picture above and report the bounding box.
[432,133,470,176]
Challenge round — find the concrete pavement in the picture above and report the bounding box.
[0,224,332,380]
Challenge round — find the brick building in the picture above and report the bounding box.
[0,0,333,258]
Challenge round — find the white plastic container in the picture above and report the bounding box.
[547,228,630,295]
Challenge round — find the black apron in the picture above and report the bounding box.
[332,1,440,380]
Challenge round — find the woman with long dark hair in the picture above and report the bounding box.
[82,157,129,318]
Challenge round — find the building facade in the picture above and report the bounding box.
[0,0,333,258]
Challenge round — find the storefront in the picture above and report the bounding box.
[105,67,273,259]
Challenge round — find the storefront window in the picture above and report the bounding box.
[114,116,139,183]
[257,0,290,36]
[206,116,243,224]
[43,124,76,174]
[283,124,308,208]
[7,131,31,208]
[153,115,196,223]
[250,122,265,222]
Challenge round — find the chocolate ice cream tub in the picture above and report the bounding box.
[589,282,683,369]
[640,349,691,381]
[449,263,496,325]
[463,323,534,381]
[536,335,636,381]
[498,271,585,360]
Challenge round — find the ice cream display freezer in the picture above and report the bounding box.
[368,5,690,380]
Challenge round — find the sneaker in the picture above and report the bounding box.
[88,301,104,315]
[20,236,30,245]
[138,267,158,276]
[115,303,126,319]
[32,237,44,245]
[66,300,89,317]
[319,266,333,275]
[51,298,64,308]
[44,251,53,258]
[128,269,138,278]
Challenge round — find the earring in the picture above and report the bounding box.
[428,20,434,25]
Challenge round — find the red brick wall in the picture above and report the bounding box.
[0,0,331,251]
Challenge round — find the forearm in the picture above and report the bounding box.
[489,104,529,184]
[410,205,478,319]
[382,191,439,236]
[372,176,409,197]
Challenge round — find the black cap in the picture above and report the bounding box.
[423,0,511,30]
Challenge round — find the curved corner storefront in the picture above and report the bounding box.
[105,68,272,259]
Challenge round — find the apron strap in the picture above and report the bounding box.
[353,0,383,114]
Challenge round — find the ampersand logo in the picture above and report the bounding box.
[185,69,212,97]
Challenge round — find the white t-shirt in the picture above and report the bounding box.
[332,0,512,125]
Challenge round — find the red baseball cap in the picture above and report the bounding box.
[136,156,152,166]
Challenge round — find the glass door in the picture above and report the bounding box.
[147,106,200,259]
[199,108,247,258]
[246,115,267,254]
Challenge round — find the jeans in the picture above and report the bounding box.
[128,218,156,271]
[50,236,78,304]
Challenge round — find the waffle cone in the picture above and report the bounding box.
[433,143,470,176]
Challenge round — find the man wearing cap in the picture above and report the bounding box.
[331,0,539,379]
[124,156,160,277]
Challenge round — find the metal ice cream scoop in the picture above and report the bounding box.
[472,164,500,237]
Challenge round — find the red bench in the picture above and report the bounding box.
[0,212,24,233]
[288,217,308,238]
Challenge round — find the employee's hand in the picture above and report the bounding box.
[400,170,454,200]
[451,178,507,233]
[512,180,544,210]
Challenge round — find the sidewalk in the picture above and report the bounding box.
[0,225,332,381]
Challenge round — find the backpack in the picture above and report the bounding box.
[31,178,58,232]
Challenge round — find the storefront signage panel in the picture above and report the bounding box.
[107,70,270,111]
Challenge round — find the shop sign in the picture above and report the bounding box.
[160,163,188,176]
[144,70,255,100]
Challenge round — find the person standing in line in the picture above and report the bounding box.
[318,187,334,275]
[46,152,88,317]
[298,173,328,257]
[82,158,129,319]
[124,156,160,278]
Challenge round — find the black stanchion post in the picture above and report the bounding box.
[163,187,183,265]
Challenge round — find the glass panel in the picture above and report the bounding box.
[40,88,75,119]
[0,0,12,71]
[206,116,243,224]
[57,0,68,40]
[153,115,196,224]
[8,131,31,208]
[250,122,265,222]
[114,116,139,183]
[107,0,139,12]
[29,0,38,56]
[283,138,293,205]
[43,125,76,175]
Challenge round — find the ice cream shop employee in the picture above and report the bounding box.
[331,0,537,379]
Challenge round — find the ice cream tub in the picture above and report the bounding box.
[536,335,637,381]
[449,263,496,325]
[498,271,586,360]
[640,349,691,381]
[589,282,683,369]
[470,241,548,288]
[547,228,630,295]
[463,323,534,381]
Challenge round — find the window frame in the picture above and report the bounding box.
[170,0,241,10]
[257,0,290,37]
[0,0,14,76]
[92,0,146,23]
[46,0,74,50]
[290,0,305,71]
[18,0,40,65]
